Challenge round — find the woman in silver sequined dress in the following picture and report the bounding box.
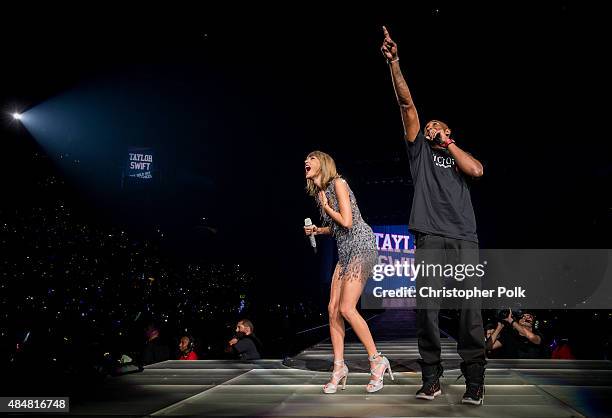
[303,150,394,394]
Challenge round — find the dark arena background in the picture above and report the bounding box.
[1,2,611,417]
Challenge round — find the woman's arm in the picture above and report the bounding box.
[319,179,353,229]
[304,225,331,236]
[316,226,331,235]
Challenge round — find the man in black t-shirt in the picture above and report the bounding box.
[381,26,486,405]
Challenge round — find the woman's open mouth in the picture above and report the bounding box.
[305,165,311,173]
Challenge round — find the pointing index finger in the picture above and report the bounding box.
[382,25,390,39]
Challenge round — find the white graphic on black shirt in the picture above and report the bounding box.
[433,153,455,169]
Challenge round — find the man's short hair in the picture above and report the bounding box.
[239,319,255,333]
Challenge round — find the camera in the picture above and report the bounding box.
[497,308,522,323]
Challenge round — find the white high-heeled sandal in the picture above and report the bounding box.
[323,359,349,394]
[366,352,394,393]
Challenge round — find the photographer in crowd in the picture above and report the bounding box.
[487,310,548,359]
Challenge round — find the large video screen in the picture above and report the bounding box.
[126,147,154,180]
[362,225,416,309]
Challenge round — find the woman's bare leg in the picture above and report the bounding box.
[328,264,345,369]
[339,265,390,391]
[338,265,378,358]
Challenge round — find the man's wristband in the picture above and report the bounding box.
[387,57,399,65]
[440,138,455,148]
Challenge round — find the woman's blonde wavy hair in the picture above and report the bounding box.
[305,150,339,197]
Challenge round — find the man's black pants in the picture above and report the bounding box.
[415,233,486,366]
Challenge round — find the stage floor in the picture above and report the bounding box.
[67,346,612,417]
[65,311,612,417]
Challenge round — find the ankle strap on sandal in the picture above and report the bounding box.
[368,352,382,361]
[333,359,345,365]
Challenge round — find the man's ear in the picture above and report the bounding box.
[445,128,452,136]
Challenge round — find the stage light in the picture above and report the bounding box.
[12,112,22,120]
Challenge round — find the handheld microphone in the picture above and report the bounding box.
[426,132,443,145]
[429,132,447,146]
[304,218,317,254]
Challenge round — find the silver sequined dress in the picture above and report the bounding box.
[319,178,378,281]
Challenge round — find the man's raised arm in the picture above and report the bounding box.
[381,26,420,142]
